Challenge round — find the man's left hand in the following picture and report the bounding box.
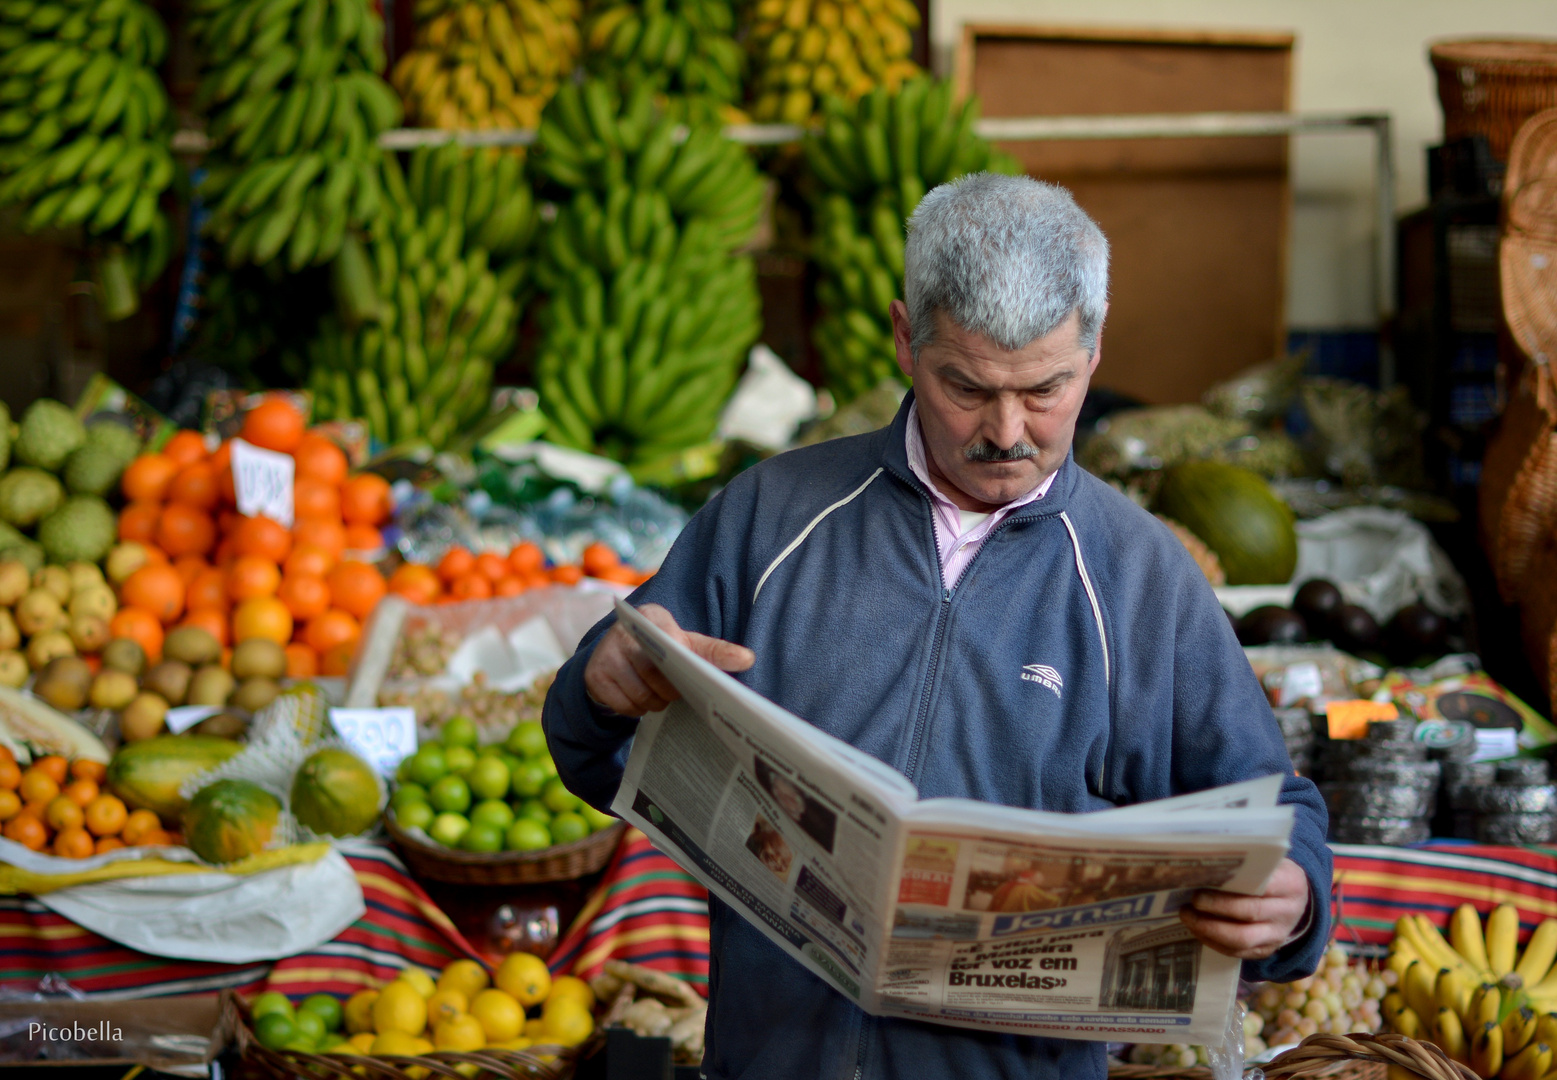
[1179,858,1310,960]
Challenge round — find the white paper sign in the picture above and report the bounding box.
[1277,662,1324,707]
[1472,728,1520,763]
[164,705,221,734]
[329,708,418,776]
[231,438,295,526]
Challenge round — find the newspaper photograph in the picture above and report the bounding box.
[608,601,1294,1041]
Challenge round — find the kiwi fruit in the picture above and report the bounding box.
[231,677,280,713]
[89,669,139,711]
[120,692,169,742]
[164,625,221,667]
[193,712,248,739]
[68,584,116,623]
[14,590,64,636]
[0,651,26,688]
[33,656,92,711]
[26,630,75,670]
[141,660,192,706]
[231,639,286,681]
[69,613,110,653]
[186,664,236,707]
[102,637,147,676]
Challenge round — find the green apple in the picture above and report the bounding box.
[468,756,510,801]
[429,775,472,814]
[541,777,582,815]
[550,812,588,845]
[506,721,547,759]
[505,818,552,851]
[471,799,515,831]
[429,812,471,847]
[442,715,479,749]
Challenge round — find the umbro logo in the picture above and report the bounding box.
[1021,664,1063,698]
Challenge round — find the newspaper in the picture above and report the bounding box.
[609,601,1294,1043]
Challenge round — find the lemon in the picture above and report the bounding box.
[326,1042,363,1056]
[410,1037,434,1054]
[488,1037,533,1051]
[545,975,594,1013]
[344,989,380,1034]
[454,1064,481,1079]
[372,980,428,1037]
[469,989,524,1042]
[433,1014,487,1052]
[349,1032,376,1052]
[494,952,551,1008]
[541,999,594,1047]
[437,958,490,999]
[426,988,467,1026]
[368,1031,424,1056]
[395,967,438,999]
[523,1018,548,1041]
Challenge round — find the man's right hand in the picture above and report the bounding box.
[584,603,755,717]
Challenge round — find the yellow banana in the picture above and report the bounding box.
[1454,904,1494,977]
[1436,1006,1468,1065]
[1404,960,1438,1022]
[1502,1039,1552,1080]
[1491,905,1522,978]
[1474,983,1506,1029]
[1412,915,1483,984]
[1439,966,1473,1015]
[1382,991,1412,1029]
[1506,1006,1539,1057]
[1536,1013,1557,1049]
[1518,921,1557,989]
[1395,1005,1422,1039]
[1472,1020,1504,1078]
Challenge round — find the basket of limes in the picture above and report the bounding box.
[385,715,625,885]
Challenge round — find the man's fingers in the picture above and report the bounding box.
[629,647,682,704]
[1179,908,1280,959]
[1187,890,1274,923]
[685,631,755,672]
[603,664,670,716]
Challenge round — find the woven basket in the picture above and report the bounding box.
[384,813,626,885]
[1480,363,1557,599]
[1110,1032,1473,1080]
[1431,40,1557,162]
[224,993,601,1080]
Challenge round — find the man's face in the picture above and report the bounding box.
[891,300,1101,512]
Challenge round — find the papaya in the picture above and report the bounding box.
[1154,461,1297,586]
[106,735,244,821]
[291,748,381,837]
[183,779,281,864]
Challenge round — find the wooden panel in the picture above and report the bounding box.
[958,25,1294,404]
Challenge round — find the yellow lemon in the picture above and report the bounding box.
[349,1032,376,1052]
[410,1037,434,1054]
[541,1000,594,1047]
[433,1014,487,1052]
[523,1018,548,1040]
[426,988,468,1026]
[544,975,594,1013]
[395,967,438,999]
[469,988,524,1042]
[454,1064,481,1079]
[344,989,380,1034]
[326,1042,363,1056]
[368,1030,424,1056]
[488,1037,533,1051]
[372,980,428,1037]
[494,952,551,1008]
[437,958,490,999]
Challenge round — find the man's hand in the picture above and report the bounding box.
[584,603,755,717]
[1179,858,1311,960]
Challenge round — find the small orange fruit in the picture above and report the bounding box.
[4,815,46,851]
[284,643,319,678]
[118,502,161,543]
[279,574,330,620]
[551,565,584,585]
[162,430,210,468]
[132,827,174,847]
[179,607,230,647]
[227,555,281,602]
[388,564,441,605]
[320,641,356,676]
[121,563,186,625]
[494,577,525,597]
[69,760,106,783]
[121,809,161,845]
[168,461,219,510]
[53,826,95,860]
[187,569,230,611]
[240,396,307,453]
[45,795,83,831]
[294,478,341,521]
[84,794,127,837]
[231,515,292,563]
[294,433,349,485]
[172,555,209,584]
[109,608,164,661]
[284,543,336,578]
[0,760,21,790]
[344,523,383,551]
[121,454,179,502]
[156,503,217,558]
[232,596,293,644]
[0,790,20,821]
[303,609,360,654]
[341,473,393,525]
[475,553,509,583]
[508,543,544,577]
[62,779,98,807]
[95,836,126,854]
[292,517,346,559]
[327,561,386,620]
[450,574,492,601]
[437,547,475,583]
[582,542,621,576]
[34,757,67,785]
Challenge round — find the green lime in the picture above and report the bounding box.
[461,822,505,853]
[395,757,413,783]
[395,799,435,831]
[469,756,510,800]
[580,804,617,832]
[390,783,428,810]
[536,753,558,779]
[471,799,515,831]
[252,992,294,1021]
[516,799,551,823]
[505,818,552,851]
[292,1009,327,1044]
[477,742,504,758]
[550,812,589,845]
[541,777,582,815]
[280,1039,318,1054]
[405,746,448,787]
[254,1013,297,1051]
[299,994,343,1032]
[429,774,472,814]
[498,751,525,777]
[442,715,479,749]
[510,761,546,799]
[506,721,547,759]
[429,812,471,847]
[319,1035,348,1051]
[444,745,477,777]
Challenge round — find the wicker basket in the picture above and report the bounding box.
[224,992,601,1080]
[1480,362,1557,600]
[1109,1032,1473,1080]
[384,813,626,885]
[1431,39,1557,162]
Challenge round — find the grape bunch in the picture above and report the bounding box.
[1251,942,1389,1048]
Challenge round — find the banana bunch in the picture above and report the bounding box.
[306,182,524,448]
[585,0,745,126]
[743,0,920,124]
[391,0,580,133]
[0,0,177,318]
[405,142,538,269]
[1385,904,1557,1079]
[804,78,1015,401]
[190,0,400,272]
[532,79,764,466]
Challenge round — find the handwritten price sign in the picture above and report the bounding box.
[230,438,294,526]
[329,708,418,776]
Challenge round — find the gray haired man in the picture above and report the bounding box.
[546,173,1330,1078]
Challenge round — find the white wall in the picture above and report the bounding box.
[931,0,1557,329]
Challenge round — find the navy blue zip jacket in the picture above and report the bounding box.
[544,392,1331,1080]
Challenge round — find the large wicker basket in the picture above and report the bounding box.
[1109,1032,1473,1080]
[384,813,626,885]
[1431,39,1557,162]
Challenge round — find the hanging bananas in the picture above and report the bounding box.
[0,0,178,319]
[404,141,538,271]
[584,0,746,126]
[802,77,1017,402]
[532,78,764,467]
[391,0,580,134]
[743,0,921,124]
[190,0,400,273]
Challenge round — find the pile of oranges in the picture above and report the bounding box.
[107,397,394,677]
[0,750,174,857]
[389,540,650,606]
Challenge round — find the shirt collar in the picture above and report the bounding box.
[904,400,1057,516]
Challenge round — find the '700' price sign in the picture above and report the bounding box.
[230,438,294,526]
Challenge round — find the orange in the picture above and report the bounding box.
[494,577,525,597]
[53,826,94,860]
[594,565,638,586]
[187,568,230,611]
[118,502,161,543]
[437,547,475,583]
[292,517,346,559]
[341,473,393,525]
[121,809,161,845]
[172,555,209,584]
[508,543,544,576]
[95,836,126,854]
[84,794,127,837]
[121,454,179,502]
[133,827,173,847]
[19,800,47,823]
[34,757,67,785]
[227,555,281,602]
[327,561,386,620]
[156,503,217,558]
[475,553,509,583]
[449,574,492,601]
[168,462,219,511]
[109,608,164,661]
[121,563,186,624]
[304,609,360,654]
[179,607,230,647]
[211,441,236,505]
[345,523,383,551]
[0,747,15,765]
[523,571,551,591]
[320,641,356,676]
[62,779,98,807]
[0,760,21,790]
[294,478,341,521]
[284,543,336,578]
[279,574,330,620]
[4,815,46,851]
[0,790,19,822]
[70,760,106,784]
[218,510,241,535]
[294,433,349,485]
[232,515,292,563]
[388,564,441,605]
[45,795,82,831]
[162,430,210,468]
[284,643,319,678]
[582,542,620,577]
[232,597,293,644]
[241,396,306,453]
[551,565,584,585]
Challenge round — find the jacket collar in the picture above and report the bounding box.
[881,388,1079,521]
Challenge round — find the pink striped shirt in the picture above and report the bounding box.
[904,401,1057,588]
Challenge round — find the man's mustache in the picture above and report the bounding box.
[964,441,1038,463]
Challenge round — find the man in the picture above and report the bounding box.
[545,173,1330,1079]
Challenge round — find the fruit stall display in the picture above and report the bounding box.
[583,0,746,125]
[743,0,922,124]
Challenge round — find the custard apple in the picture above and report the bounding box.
[0,401,10,472]
[0,468,64,528]
[82,418,141,466]
[64,445,125,496]
[37,496,115,565]
[14,400,85,472]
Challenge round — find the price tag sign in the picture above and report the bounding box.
[1325,699,1399,740]
[1472,728,1519,763]
[230,438,294,526]
[164,705,221,735]
[329,708,417,776]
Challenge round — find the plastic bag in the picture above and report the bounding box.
[1291,507,1469,621]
